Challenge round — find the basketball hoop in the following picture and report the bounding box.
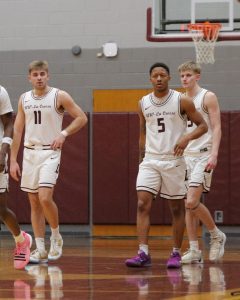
[187,22,222,64]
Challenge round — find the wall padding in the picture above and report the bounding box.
[205,112,230,224]
[93,113,129,223]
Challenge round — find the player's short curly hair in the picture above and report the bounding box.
[149,62,170,75]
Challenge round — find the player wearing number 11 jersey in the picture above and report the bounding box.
[10,60,87,264]
[22,87,63,148]
[125,62,207,269]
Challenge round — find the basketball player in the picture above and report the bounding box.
[0,85,32,269]
[125,62,208,269]
[178,61,226,264]
[10,60,88,263]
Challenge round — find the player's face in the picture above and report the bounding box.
[28,68,49,90]
[150,67,170,93]
[180,70,200,90]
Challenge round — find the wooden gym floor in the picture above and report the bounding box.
[0,233,240,300]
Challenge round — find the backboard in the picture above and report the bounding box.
[147,0,240,42]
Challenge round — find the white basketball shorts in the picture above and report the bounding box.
[136,156,187,200]
[21,148,61,193]
[185,154,213,192]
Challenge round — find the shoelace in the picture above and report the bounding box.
[14,245,21,256]
[210,237,222,247]
[171,252,180,258]
[183,249,191,255]
[132,252,147,260]
[14,242,27,255]
[31,249,39,256]
[50,239,61,252]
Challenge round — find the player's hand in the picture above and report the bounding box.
[51,134,66,150]
[10,161,21,181]
[205,155,217,171]
[174,136,189,156]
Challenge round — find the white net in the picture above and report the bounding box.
[188,23,221,64]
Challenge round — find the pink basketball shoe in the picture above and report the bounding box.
[14,231,32,270]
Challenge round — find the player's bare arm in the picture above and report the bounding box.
[10,97,25,181]
[0,112,13,172]
[204,91,221,171]
[51,90,88,150]
[138,101,146,163]
[174,95,208,156]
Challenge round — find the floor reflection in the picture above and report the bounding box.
[166,268,183,289]
[125,269,153,300]
[14,265,63,300]
[14,280,31,300]
[182,263,226,295]
[1,236,240,300]
[209,266,226,292]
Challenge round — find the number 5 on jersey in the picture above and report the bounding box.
[157,117,165,132]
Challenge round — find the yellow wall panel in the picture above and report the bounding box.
[93,89,151,112]
[93,88,185,112]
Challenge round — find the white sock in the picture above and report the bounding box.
[14,231,24,244]
[51,226,61,238]
[209,226,221,238]
[139,244,149,255]
[189,240,199,251]
[36,237,46,253]
[173,247,180,254]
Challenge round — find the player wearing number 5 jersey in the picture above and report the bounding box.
[10,60,87,264]
[140,89,187,161]
[125,62,207,269]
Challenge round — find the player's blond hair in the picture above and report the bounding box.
[178,61,201,74]
[28,60,49,74]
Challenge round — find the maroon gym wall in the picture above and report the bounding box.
[92,113,172,225]
[92,113,130,224]
[229,112,240,224]
[6,111,240,225]
[205,112,230,223]
[92,112,233,225]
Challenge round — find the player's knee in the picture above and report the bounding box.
[29,197,42,212]
[137,198,151,213]
[39,195,51,208]
[185,200,200,210]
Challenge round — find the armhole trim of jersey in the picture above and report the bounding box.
[54,89,64,115]
[178,94,186,121]
[21,93,26,111]
[140,97,145,113]
[202,90,209,114]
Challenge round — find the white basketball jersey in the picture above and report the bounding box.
[0,86,13,142]
[185,88,212,154]
[22,87,64,147]
[141,89,187,158]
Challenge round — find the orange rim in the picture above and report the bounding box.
[188,22,222,40]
